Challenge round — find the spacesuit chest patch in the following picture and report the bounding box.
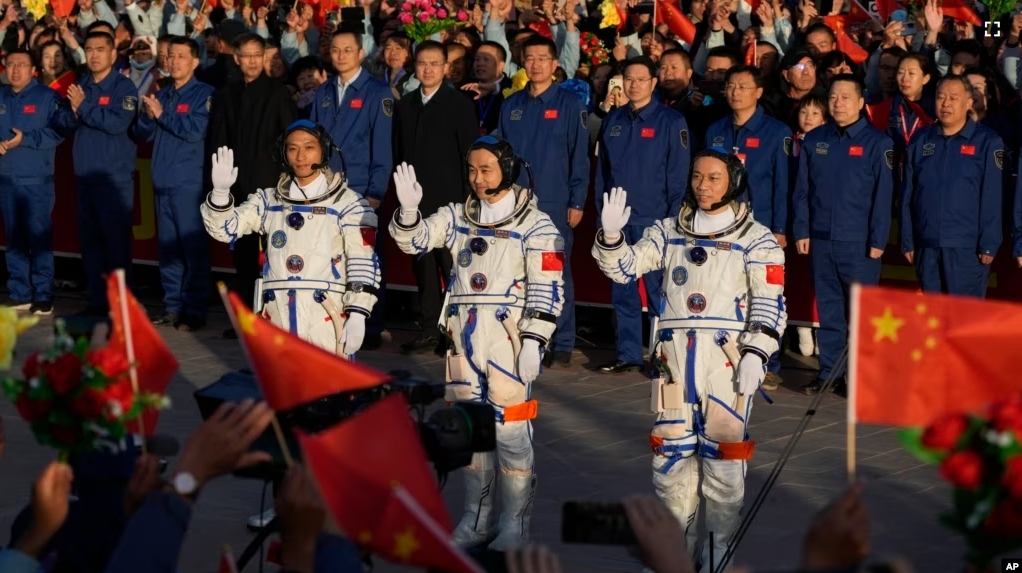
[671,266,688,286]
[458,249,472,267]
[271,231,287,249]
[286,255,304,273]
[470,273,488,292]
[687,293,707,313]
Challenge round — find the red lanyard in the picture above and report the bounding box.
[898,105,920,147]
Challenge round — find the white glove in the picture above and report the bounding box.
[341,313,366,356]
[517,338,542,384]
[600,187,631,241]
[210,146,238,206]
[737,353,765,396]
[393,162,422,223]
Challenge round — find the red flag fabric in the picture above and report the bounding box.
[297,393,481,573]
[744,41,756,66]
[49,70,76,98]
[50,0,75,18]
[874,0,897,20]
[822,16,869,64]
[939,0,983,26]
[217,546,238,573]
[106,273,179,436]
[745,0,762,15]
[655,0,696,45]
[849,284,1022,428]
[224,290,390,412]
[845,0,874,24]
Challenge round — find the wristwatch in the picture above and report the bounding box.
[172,472,198,498]
[748,321,781,341]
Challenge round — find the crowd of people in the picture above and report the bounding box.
[0,0,1020,569]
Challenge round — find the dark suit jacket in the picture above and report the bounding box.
[394,82,479,213]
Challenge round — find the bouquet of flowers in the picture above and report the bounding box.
[899,392,1022,569]
[397,0,469,43]
[580,32,610,66]
[2,320,169,456]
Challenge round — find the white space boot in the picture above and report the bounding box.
[700,499,744,573]
[488,472,536,551]
[452,456,498,547]
[797,327,814,357]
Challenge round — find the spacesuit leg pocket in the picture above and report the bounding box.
[445,350,476,402]
[485,360,527,408]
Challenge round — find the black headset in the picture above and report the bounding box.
[686,146,748,211]
[275,119,348,177]
[464,135,527,196]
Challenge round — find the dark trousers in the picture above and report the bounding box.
[548,214,576,354]
[77,176,134,311]
[412,248,453,336]
[0,176,55,303]
[914,246,990,298]
[156,186,211,317]
[232,233,261,308]
[367,224,386,337]
[611,223,662,365]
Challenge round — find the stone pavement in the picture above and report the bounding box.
[0,293,966,573]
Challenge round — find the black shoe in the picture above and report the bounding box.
[401,335,439,354]
[597,360,643,374]
[833,378,848,398]
[542,352,554,368]
[552,351,572,366]
[175,315,206,332]
[30,302,53,316]
[362,332,383,351]
[801,377,845,396]
[433,337,449,356]
[153,313,178,326]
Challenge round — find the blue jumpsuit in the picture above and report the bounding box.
[494,84,589,356]
[793,118,894,381]
[901,119,1004,298]
[594,101,690,365]
[53,71,139,312]
[134,77,216,318]
[0,80,63,306]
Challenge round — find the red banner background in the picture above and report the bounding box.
[28,143,1022,326]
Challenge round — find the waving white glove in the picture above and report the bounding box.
[601,187,631,241]
[210,146,238,206]
[393,162,423,222]
[517,338,542,384]
[737,353,765,396]
[341,313,366,356]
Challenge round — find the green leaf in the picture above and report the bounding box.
[898,427,947,464]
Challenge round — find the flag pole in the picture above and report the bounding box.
[217,282,295,467]
[846,282,861,485]
[115,269,147,457]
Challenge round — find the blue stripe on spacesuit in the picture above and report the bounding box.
[488,360,523,385]
[462,309,489,398]
[733,297,744,322]
[708,394,745,423]
[685,331,698,405]
[456,226,524,240]
[616,256,637,282]
[287,290,298,335]
[666,238,747,252]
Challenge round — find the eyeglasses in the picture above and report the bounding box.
[724,83,755,93]
[523,56,553,64]
[287,212,305,230]
[623,77,653,83]
[415,61,444,68]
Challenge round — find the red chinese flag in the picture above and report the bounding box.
[224,290,390,412]
[744,41,756,66]
[49,70,76,98]
[745,0,762,15]
[874,0,897,20]
[655,0,696,45]
[297,394,482,572]
[846,0,873,24]
[217,546,239,573]
[50,0,76,18]
[822,16,869,64]
[849,284,1022,428]
[939,0,983,26]
[106,273,179,436]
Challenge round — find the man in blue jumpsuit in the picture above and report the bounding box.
[705,64,792,390]
[494,34,589,368]
[310,27,393,347]
[901,75,1004,298]
[54,31,139,315]
[135,37,215,330]
[793,75,894,396]
[594,56,689,373]
[0,49,63,315]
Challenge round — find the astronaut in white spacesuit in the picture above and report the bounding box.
[389,135,564,551]
[201,119,381,357]
[592,147,786,571]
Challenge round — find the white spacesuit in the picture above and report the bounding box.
[201,121,380,356]
[592,148,786,571]
[388,136,564,551]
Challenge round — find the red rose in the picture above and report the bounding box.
[49,424,81,447]
[1004,456,1022,500]
[70,388,107,420]
[97,379,135,421]
[44,353,83,395]
[983,499,1022,539]
[21,352,41,379]
[590,36,599,46]
[86,347,130,379]
[16,394,52,424]
[920,413,970,451]
[591,56,600,65]
[939,450,984,490]
[990,394,1022,438]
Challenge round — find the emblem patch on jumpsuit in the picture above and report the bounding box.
[922,143,935,156]
[783,137,793,156]
[286,255,304,273]
[458,249,472,267]
[123,96,138,111]
[470,273,488,292]
[271,231,287,248]
[671,266,688,285]
[687,293,707,313]
[680,129,689,149]
[206,96,212,111]
[995,150,1005,170]
[383,99,394,116]
[885,150,895,169]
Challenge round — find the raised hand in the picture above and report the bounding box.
[210,146,239,200]
[393,162,422,213]
[600,187,631,241]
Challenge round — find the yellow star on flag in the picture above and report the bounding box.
[393,528,420,561]
[358,531,372,544]
[871,307,904,343]
[237,308,258,336]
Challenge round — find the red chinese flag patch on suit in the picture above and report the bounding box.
[361,227,376,246]
[23,105,35,114]
[766,264,784,285]
[961,145,975,155]
[641,127,655,138]
[98,96,110,105]
[177,103,190,113]
[544,109,558,119]
[541,252,564,271]
[350,98,363,109]
[745,137,760,148]
[849,146,864,156]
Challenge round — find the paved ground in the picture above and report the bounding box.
[0,287,969,573]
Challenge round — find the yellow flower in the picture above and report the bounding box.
[0,307,39,371]
[502,68,530,98]
[599,0,620,29]
[23,0,48,22]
